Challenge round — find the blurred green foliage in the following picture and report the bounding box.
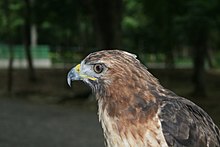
[0,0,220,62]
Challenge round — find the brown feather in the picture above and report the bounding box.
[74,50,220,147]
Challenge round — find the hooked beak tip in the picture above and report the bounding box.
[67,64,81,87]
[67,77,72,87]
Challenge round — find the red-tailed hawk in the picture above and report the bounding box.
[67,50,220,147]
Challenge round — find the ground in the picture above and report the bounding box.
[0,68,219,147]
[0,98,104,147]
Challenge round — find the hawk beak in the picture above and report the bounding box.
[67,64,81,87]
[67,64,97,87]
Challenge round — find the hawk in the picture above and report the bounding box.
[67,50,220,147]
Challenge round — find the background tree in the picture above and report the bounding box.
[34,0,83,46]
[2,0,14,92]
[24,0,36,81]
[91,0,122,48]
[142,0,186,68]
[122,0,148,51]
[181,0,220,96]
[1,0,24,92]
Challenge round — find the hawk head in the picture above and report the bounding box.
[67,50,166,146]
[67,50,158,100]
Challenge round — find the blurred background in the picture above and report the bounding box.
[0,0,220,146]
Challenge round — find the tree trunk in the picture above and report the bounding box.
[24,0,36,81]
[92,0,122,48]
[192,33,207,97]
[165,47,175,69]
[31,24,38,48]
[4,0,14,93]
[7,45,14,93]
[207,48,214,68]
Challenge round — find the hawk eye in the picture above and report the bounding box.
[93,64,104,74]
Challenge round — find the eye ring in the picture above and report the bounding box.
[93,64,104,74]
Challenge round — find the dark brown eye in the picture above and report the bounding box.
[93,64,104,74]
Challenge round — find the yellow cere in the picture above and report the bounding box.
[75,64,81,73]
